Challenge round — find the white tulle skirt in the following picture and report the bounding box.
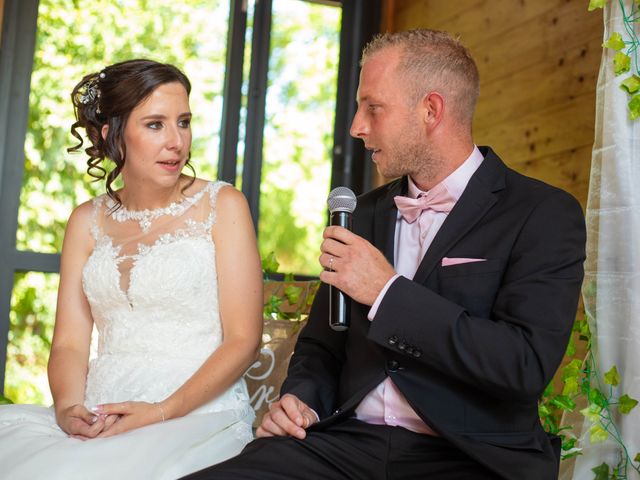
[0,404,254,480]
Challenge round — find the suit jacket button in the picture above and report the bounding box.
[405,346,414,355]
[388,335,399,345]
[398,342,407,351]
[413,349,422,358]
[333,408,341,415]
[387,360,399,372]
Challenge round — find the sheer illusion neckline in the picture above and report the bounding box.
[108,183,213,233]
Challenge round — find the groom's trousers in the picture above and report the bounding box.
[182,418,500,479]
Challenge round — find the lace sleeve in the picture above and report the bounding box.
[204,181,232,231]
[89,195,107,242]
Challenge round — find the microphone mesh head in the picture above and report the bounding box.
[327,186,357,213]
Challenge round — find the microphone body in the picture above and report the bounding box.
[329,211,352,331]
[326,187,357,331]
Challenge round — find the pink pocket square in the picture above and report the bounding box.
[441,257,487,267]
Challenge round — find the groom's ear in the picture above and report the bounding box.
[421,91,445,131]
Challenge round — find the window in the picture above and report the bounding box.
[0,0,381,402]
[258,0,341,274]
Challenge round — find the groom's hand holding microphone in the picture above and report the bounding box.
[320,187,395,311]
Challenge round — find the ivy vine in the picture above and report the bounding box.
[539,310,639,478]
[590,0,640,119]
[261,252,319,321]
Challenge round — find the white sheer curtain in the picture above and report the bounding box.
[567,1,640,478]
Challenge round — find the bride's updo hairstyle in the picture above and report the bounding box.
[68,59,194,208]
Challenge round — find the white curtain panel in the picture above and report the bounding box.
[569,1,640,478]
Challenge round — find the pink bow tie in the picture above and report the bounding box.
[394,185,456,223]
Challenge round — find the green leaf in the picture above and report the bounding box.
[614,52,631,75]
[572,318,581,332]
[589,388,608,409]
[581,403,603,422]
[263,294,283,318]
[562,436,578,451]
[0,394,14,405]
[261,252,280,274]
[565,335,576,356]
[589,423,609,444]
[629,94,640,120]
[541,412,560,434]
[562,358,583,380]
[563,376,580,396]
[538,403,551,418]
[574,316,591,339]
[551,395,576,411]
[591,462,609,480]
[283,285,302,305]
[603,365,620,386]
[633,452,640,463]
[561,449,582,460]
[588,0,607,10]
[581,317,591,334]
[620,74,640,94]
[603,32,625,51]
[618,394,639,414]
[305,284,318,307]
[541,381,555,399]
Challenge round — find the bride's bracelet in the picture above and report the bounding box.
[155,403,165,422]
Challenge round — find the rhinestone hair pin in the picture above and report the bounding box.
[79,71,106,113]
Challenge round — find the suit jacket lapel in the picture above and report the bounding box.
[372,177,406,264]
[412,148,506,284]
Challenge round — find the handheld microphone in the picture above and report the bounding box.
[326,187,357,331]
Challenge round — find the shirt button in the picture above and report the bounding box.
[387,360,399,372]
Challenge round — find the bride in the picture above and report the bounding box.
[0,59,263,479]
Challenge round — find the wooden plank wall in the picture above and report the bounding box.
[382,0,603,210]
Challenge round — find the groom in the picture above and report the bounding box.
[185,29,586,480]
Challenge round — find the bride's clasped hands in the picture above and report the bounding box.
[56,401,170,440]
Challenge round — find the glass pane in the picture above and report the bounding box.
[5,272,59,405]
[259,0,341,275]
[16,0,229,253]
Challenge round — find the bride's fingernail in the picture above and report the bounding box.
[90,415,98,424]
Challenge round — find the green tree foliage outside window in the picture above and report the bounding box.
[8,0,340,404]
[258,0,340,275]
[6,273,58,405]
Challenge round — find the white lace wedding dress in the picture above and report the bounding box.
[0,180,254,479]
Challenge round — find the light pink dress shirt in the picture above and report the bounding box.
[355,146,484,435]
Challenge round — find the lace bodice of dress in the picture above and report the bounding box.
[81,181,250,416]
